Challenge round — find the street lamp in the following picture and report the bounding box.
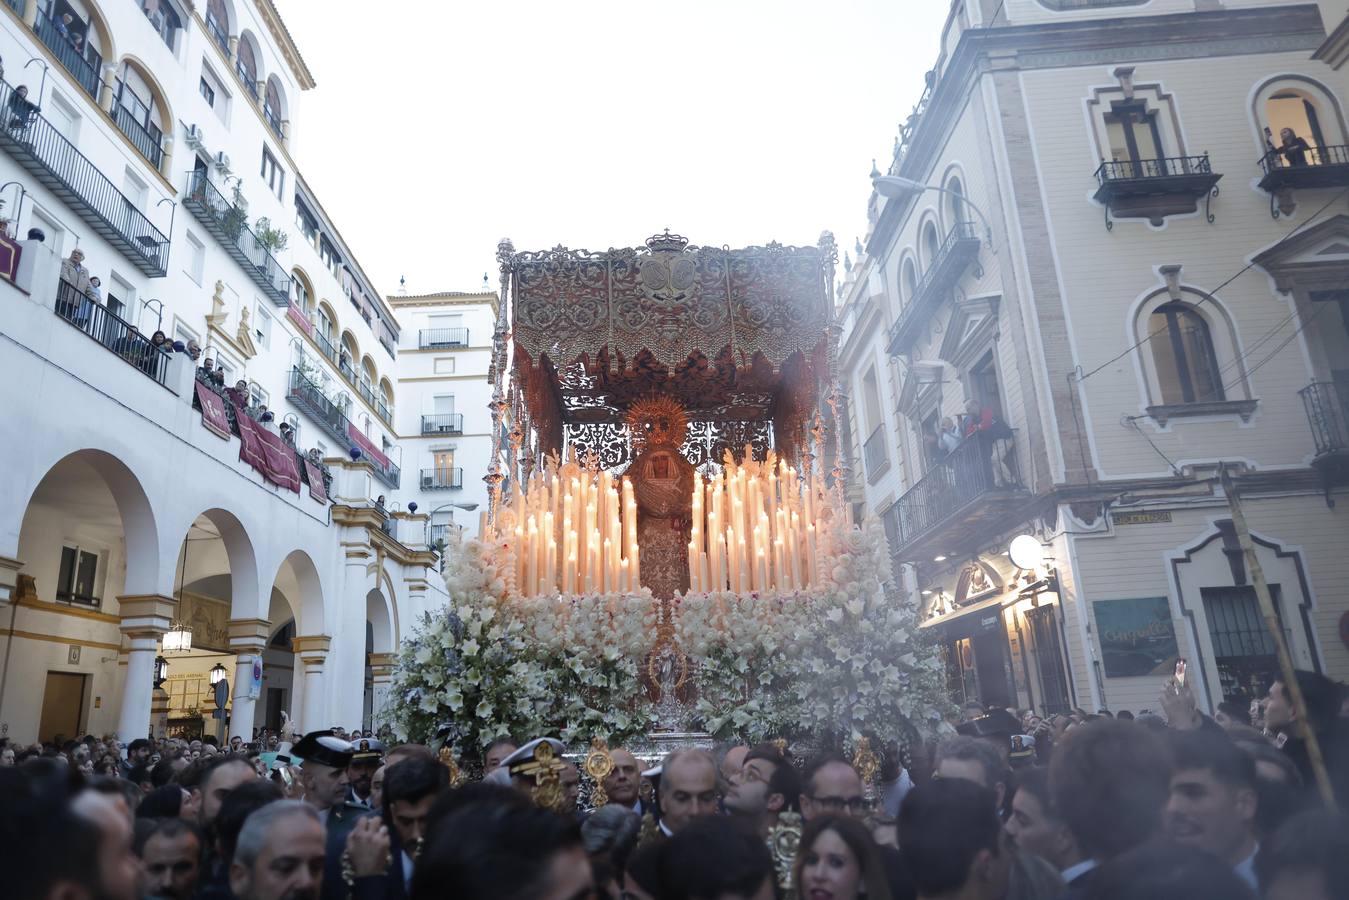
[209,662,227,685]
[870,169,996,251]
[154,655,169,688]
[426,501,480,547]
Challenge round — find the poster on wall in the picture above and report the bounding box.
[1093,597,1180,678]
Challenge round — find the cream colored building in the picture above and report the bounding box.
[840,0,1349,716]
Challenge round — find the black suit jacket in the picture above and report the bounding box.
[320,809,409,900]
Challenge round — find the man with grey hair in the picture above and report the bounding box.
[230,800,327,900]
[658,748,718,836]
[936,734,1011,812]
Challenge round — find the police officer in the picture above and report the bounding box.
[346,738,386,811]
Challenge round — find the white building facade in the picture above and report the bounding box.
[390,290,497,547]
[0,0,475,745]
[841,0,1349,717]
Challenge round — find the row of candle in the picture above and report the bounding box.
[499,464,640,597]
[687,455,826,594]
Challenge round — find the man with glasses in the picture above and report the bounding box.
[724,743,800,838]
[799,752,872,822]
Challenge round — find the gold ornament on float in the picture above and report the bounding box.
[584,737,615,807]
[626,394,688,454]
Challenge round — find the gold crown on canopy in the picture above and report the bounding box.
[626,394,688,452]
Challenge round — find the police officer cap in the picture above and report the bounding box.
[500,737,566,777]
[293,729,354,768]
[350,737,387,763]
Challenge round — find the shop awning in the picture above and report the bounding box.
[919,593,1009,635]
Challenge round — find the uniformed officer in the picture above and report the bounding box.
[347,737,386,810]
[500,737,568,811]
[292,729,354,834]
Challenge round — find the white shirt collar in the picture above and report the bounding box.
[1234,844,1259,890]
[402,850,414,886]
[659,819,674,838]
[1061,859,1098,884]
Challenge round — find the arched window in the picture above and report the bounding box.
[1257,80,1346,167]
[1149,302,1224,404]
[900,257,918,306]
[205,0,231,53]
[114,62,168,169]
[921,221,940,269]
[945,177,966,229]
[291,269,315,316]
[263,77,285,138]
[236,33,259,98]
[316,302,335,343]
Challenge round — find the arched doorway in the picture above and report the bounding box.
[6,450,158,743]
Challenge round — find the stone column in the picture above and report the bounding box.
[227,36,239,60]
[291,635,330,733]
[116,595,174,741]
[99,65,117,114]
[227,618,270,742]
[367,652,396,733]
[21,1,36,28]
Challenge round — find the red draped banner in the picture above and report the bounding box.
[232,400,301,492]
[196,382,231,439]
[287,302,313,337]
[347,423,392,471]
[304,460,329,504]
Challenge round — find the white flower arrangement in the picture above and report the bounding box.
[387,511,950,756]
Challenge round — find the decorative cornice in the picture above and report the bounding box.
[16,594,121,624]
[291,634,331,655]
[0,629,122,652]
[254,0,317,90]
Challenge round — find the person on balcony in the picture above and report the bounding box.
[55,13,84,53]
[87,275,103,303]
[961,399,1015,487]
[1277,127,1312,167]
[6,84,36,132]
[61,248,91,294]
[938,416,962,455]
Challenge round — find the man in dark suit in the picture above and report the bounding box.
[322,755,449,900]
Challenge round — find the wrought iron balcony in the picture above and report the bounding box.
[1258,146,1349,217]
[205,11,230,56]
[1093,154,1221,229]
[183,170,290,305]
[54,279,171,386]
[287,367,400,489]
[35,8,103,100]
[886,221,981,356]
[0,79,168,276]
[1301,381,1349,504]
[883,430,1029,562]
[864,424,890,484]
[263,104,282,139]
[422,413,464,435]
[421,467,463,490]
[113,84,164,169]
[314,330,338,364]
[235,62,259,100]
[420,327,469,349]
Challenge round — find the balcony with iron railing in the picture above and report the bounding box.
[419,327,469,349]
[54,278,171,386]
[113,84,164,170]
[263,104,282,139]
[1258,145,1349,215]
[35,7,103,100]
[205,10,230,56]
[183,170,289,304]
[863,425,890,484]
[886,221,981,356]
[235,61,259,100]
[421,468,463,490]
[883,429,1029,561]
[0,78,169,275]
[1301,381,1349,502]
[314,329,337,364]
[287,367,400,489]
[422,413,464,435]
[1093,153,1222,229]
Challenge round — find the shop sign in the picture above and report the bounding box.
[1093,596,1179,678]
[1112,510,1173,525]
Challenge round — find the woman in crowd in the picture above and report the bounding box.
[795,814,893,900]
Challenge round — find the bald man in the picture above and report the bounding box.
[660,749,718,836]
[603,748,643,813]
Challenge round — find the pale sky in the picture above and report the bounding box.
[280,0,953,299]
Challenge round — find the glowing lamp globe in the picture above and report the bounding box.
[1008,535,1043,571]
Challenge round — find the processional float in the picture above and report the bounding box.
[481,229,850,712]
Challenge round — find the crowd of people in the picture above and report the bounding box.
[4,669,1349,900]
